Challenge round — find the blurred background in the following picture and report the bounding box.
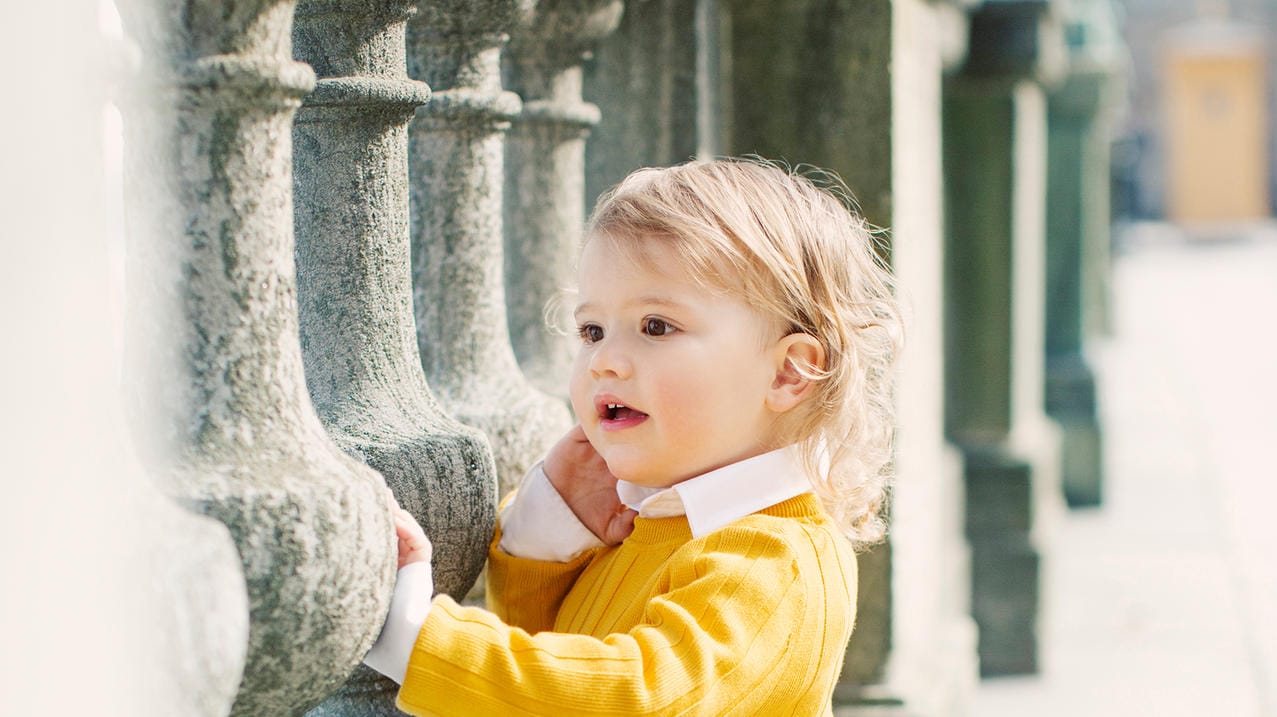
[1,0,1274,715]
[972,1,1277,715]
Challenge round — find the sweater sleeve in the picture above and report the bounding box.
[399,529,828,717]
[485,524,599,634]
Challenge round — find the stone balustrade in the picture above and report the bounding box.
[1045,0,1123,508]
[5,0,1128,714]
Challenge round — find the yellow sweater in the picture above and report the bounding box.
[397,493,857,716]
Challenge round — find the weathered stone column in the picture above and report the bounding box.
[726,1,978,713]
[408,1,572,493]
[504,0,623,397]
[292,0,496,601]
[943,0,1067,677]
[1045,0,1122,507]
[117,1,399,714]
[4,6,249,714]
[291,2,500,714]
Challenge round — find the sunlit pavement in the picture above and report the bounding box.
[969,221,1277,717]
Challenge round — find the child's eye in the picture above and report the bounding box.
[577,323,604,344]
[642,317,676,337]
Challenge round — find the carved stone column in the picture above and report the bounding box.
[943,0,1067,678]
[504,0,623,396]
[292,0,496,601]
[1045,0,1122,507]
[291,2,500,713]
[139,495,251,716]
[5,6,249,714]
[408,1,572,493]
[117,1,398,714]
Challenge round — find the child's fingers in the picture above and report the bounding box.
[393,508,426,538]
[393,507,432,554]
[384,489,433,568]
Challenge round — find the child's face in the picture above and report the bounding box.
[570,235,782,489]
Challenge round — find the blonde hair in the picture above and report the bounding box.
[583,158,902,549]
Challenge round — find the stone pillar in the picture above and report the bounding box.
[943,0,1067,678]
[291,2,500,714]
[3,6,249,715]
[504,0,623,397]
[583,0,716,204]
[116,1,399,714]
[292,0,496,600]
[727,1,978,713]
[408,2,572,494]
[1045,0,1122,507]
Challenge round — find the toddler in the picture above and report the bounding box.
[366,158,902,715]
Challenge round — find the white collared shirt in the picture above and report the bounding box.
[615,446,814,536]
[364,446,813,683]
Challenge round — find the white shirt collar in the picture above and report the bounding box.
[614,446,813,537]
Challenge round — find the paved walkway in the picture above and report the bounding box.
[970,221,1277,717]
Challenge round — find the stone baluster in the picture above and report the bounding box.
[408,1,572,493]
[504,0,623,396]
[726,0,979,712]
[1045,0,1123,507]
[291,2,500,712]
[292,0,496,601]
[5,6,250,715]
[115,1,399,714]
[943,0,1068,678]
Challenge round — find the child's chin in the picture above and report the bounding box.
[608,462,655,487]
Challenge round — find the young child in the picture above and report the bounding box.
[365,158,902,715]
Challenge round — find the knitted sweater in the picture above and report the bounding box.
[395,493,857,716]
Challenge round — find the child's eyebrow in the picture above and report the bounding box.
[573,296,688,318]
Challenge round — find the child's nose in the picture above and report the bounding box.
[587,336,633,380]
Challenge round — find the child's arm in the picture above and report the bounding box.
[486,426,633,630]
[368,430,630,680]
[496,461,604,562]
[398,519,858,716]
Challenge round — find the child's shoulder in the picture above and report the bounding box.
[682,493,855,570]
[735,492,847,539]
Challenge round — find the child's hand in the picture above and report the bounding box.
[385,489,433,569]
[543,425,637,545]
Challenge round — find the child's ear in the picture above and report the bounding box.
[765,333,825,414]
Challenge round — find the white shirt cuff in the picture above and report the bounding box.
[498,461,604,562]
[363,560,433,685]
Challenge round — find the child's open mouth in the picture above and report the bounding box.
[598,400,649,429]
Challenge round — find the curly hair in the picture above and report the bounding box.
[582,157,903,549]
